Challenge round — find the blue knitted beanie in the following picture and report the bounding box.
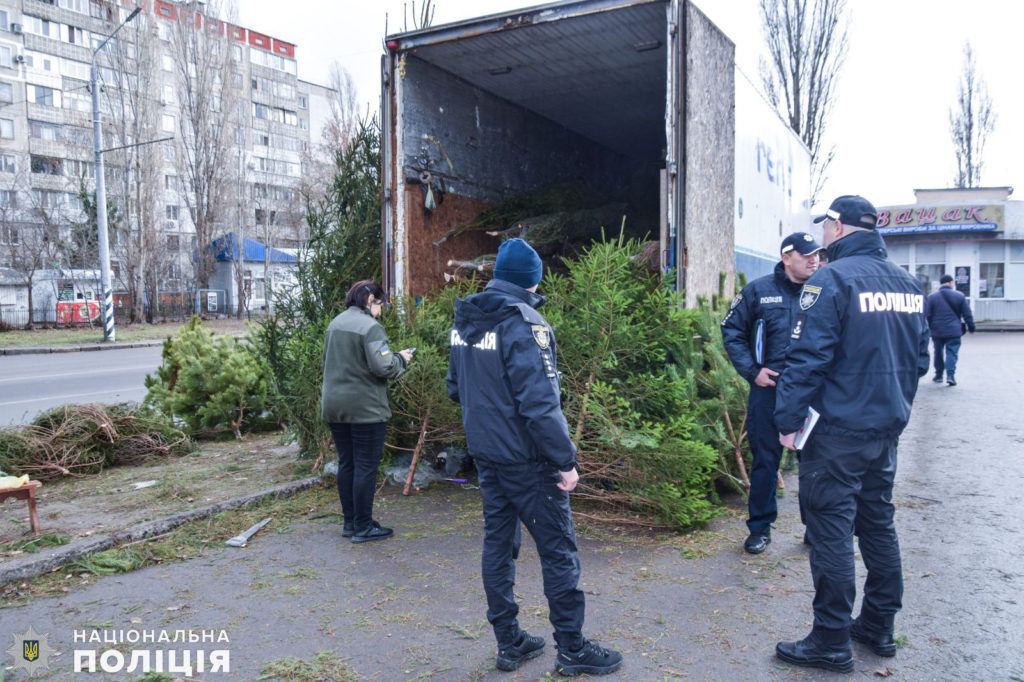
[493,238,543,289]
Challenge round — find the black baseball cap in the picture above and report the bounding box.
[780,232,824,256]
[940,274,954,284]
[813,195,879,229]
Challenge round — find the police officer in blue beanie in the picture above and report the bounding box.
[447,238,623,677]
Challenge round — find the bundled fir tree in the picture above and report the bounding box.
[144,316,268,439]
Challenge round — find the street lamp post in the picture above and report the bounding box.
[91,5,142,342]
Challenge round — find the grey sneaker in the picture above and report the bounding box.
[495,632,545,671]
[555,639,622,677]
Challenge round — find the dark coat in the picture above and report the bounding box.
[775,230,931,440]
[446,279,576,472]
[925,286,976,338]
[721,261,806,382]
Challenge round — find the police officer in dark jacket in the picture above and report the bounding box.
[925,273,976,386]
[721,232,823,554]
[446,239,622,677]
[774,195,930,673]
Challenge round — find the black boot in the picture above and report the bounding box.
[776,627,853,673]
[850,618,896,657]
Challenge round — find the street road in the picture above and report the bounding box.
[0,346,162,425]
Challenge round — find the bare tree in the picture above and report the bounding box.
[949,43,995,189]
[0,176,49,327]
[101,8,166,323]
[1,176,71,328]
[758,0,848,203]
[168,0,241,295]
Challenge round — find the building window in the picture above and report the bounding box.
[27,16,60,39]
[166,234,179,251]
[164,174,178,190]
[31,155,63,175]
[0,10,8,32]
[0,118,13,139]
[28,84,61,107]
[0,81,11,104]
[0,154,14,172]
[162,54,173,72]
[162,84,174,104]
[29,120,61,141]
[298,95,307,109]
[0,189,15,209]
[166,205,179,220]
[915,263,944,294]
[1,225,18,244]
[0,46,11,68]
[161,114,175,133]
[978,262,1004,298]
[32,189,64,208]
[231,44,242,62]
[232,72,242,88]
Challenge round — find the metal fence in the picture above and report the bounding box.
[0,289,234,329]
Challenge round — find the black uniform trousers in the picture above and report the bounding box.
[475,459,586,651]
[747,384,785,534]
[799,432,903,634]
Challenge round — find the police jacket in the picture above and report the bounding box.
[925,286,976,338]
[721,261,805,383]
[774,230,930,440]
[446,278,576,472]
[321,306,407,424]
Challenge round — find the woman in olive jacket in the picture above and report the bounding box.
[321,280,413,543]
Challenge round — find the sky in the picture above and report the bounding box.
[235,0,1024,211]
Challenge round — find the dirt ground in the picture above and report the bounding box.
[0,433,308,549]
[1,334,1022,681]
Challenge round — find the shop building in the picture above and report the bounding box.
[877,187,1023,322]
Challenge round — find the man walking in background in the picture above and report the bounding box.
[925,273,976,386]
[721,232,824,554]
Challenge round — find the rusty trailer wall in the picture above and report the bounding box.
[382,0,735,303]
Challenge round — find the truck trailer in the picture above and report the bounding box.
[381,0,809,304]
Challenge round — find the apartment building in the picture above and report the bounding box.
[0,0,332,320]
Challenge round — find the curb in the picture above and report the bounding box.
[0,340,165,355]
[0,476,325,587]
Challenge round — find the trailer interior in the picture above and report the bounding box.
[386,0,672,296]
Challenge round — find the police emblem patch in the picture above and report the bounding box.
[799,285,822,310]
[531,325,550,349]
[7,627,52,674]
[729,293,743,309]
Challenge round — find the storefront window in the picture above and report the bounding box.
[915,264,945,293]
[978,262,1004,298]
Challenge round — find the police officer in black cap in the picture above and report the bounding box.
[774,195,930,672]
[721,232,824,554]
[446,238,623,677]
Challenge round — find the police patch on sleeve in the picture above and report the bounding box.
[799,285,822,310]
[729,293,743,309]
[378,345,391,356]
[531,325,550,349]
